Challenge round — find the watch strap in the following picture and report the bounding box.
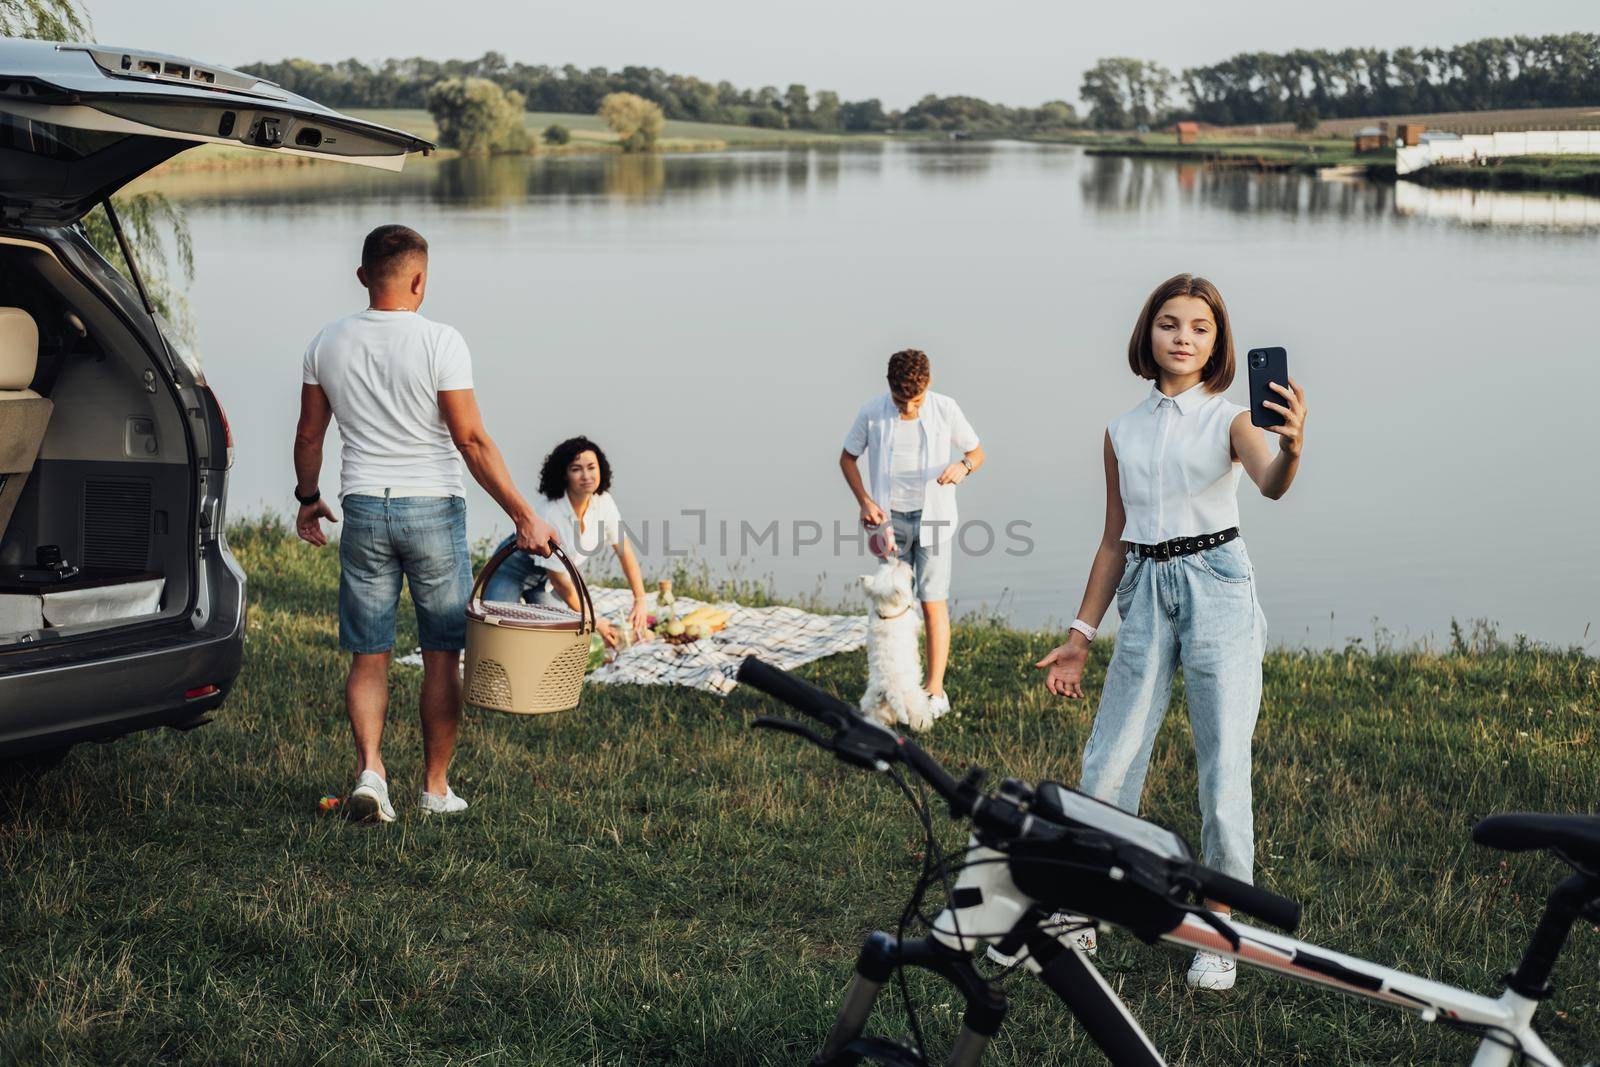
[295,486,321,506]
[1069,619,1097,642]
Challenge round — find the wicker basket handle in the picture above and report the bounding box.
[471,539,596,634]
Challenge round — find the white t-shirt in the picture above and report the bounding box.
[888,415,925,512]
[302,310,474,498]
[538,491,624,573]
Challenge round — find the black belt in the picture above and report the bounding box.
[1133,527,1239,561]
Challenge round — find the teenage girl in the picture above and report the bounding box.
[1034,273,1308,991]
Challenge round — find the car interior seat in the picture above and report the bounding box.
[0,307,53,537]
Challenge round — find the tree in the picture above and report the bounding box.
[543,123,571,145]
[1030,100,1079,130]
[840,98,889,132]
[0,0,89,39]
[1293,103,1319,133]
[811,90,842,133]
[598,91,665,152]
[425,77,531,155]
[784,84,812,128]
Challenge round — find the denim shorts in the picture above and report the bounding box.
[338,493,471,653]
[890,508,952,602]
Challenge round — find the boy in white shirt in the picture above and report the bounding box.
[839,349,985,716]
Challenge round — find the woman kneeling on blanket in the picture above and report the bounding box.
[484,435,649,647]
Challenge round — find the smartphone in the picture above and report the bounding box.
[1247,347,1289,428]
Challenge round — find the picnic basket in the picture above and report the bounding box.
[464,542,595,714]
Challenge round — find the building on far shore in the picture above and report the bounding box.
[1175,121,1199,145]
[1354,126,1387,153]
[1396,123,1427,147]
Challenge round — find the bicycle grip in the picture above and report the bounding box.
[737,657,857,729]
[1190,866,1302,933]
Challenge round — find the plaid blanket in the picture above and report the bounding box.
[586,587,865,696]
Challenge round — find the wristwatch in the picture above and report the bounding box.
[961,457,975,474]
[294,486,321,506]
[1069,618,1097,643]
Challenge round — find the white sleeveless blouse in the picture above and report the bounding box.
[1108,383,1248,544]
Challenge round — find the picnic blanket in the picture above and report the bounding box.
[397,588,866,696]
[586,587,866,695]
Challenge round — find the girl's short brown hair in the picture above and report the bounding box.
[1127,274,1235,391]
[887,349,931,397]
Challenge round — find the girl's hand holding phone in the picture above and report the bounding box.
[1035,636,1091,699]
[1261,378,1308,457]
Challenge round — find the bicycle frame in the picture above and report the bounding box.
[819,839,1568,1067]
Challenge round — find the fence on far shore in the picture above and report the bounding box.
[1395,130,1600,175]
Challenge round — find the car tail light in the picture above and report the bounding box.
[185,684,219,699]
[201,385,234,470]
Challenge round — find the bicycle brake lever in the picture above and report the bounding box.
[752,716,830,749]
[1192,904,1242,953]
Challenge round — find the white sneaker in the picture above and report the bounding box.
[1186,950,1237,991]
[985,913,1096,966]
[346,770,395,824]
[419,787,469,815]
[927,692,951,719]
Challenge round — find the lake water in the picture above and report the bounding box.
[140,143,1600,649]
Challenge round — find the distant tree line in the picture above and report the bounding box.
[1081,32,1600,128]
[243,32,1598,137]
[239,54,1079,134]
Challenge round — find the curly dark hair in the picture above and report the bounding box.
[887,348,931,398]
[537,436,612,500]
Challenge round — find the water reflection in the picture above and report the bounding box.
[903,140,1001,181]
[137,144,872,212]
[1394,181,1600,230]
[1079,156,1393,220]
[139,144,1596,239]
[602,154,666,198]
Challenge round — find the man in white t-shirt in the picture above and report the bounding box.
[840,348,985,717]
[293,224,559,823]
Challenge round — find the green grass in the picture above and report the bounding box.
[1406,154,1600,195]
[2,519,1597,1064]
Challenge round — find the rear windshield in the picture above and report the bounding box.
[0,110,129,160]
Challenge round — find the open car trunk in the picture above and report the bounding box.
[0,39,433,224]
[0,235,193,647]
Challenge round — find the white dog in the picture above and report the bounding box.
[859,559,937,732]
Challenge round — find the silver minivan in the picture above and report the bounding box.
[0,39,432,757]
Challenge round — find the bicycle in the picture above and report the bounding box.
[736,656,1600,1067]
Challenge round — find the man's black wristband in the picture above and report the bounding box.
[294,486,321,507]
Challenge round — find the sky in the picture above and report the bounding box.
[93,0,1595,111]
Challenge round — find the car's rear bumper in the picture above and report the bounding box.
[0,545,246,757]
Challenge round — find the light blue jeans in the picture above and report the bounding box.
[1079,538,1267,882]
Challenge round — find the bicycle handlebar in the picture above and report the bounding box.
[736,656,971,812]
[1189,864,1303,932]
[738,656,1302,934]
[737,656,857,726]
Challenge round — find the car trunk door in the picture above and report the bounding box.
[0,40,433,224]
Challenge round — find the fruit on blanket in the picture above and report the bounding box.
[666,620,686,637]
[586,632,606,672]
[680,606,731,632]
